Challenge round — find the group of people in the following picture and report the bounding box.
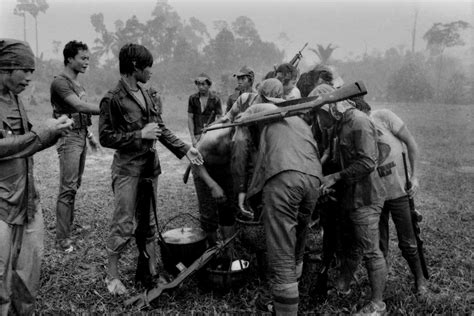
[0,37,427,316]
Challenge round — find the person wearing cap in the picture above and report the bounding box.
[50,40,100,253]
[275,63,301,100]
[316,98,387,315]
[225,66,257,113]
[187,73,222,146]
[353,96,428,296]
[0,38,73,315]
[99,43,203,295]
[231,79,322,315]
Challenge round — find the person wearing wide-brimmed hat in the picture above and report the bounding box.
[225,66,257,113]
[0,38,73,315]
[187,73,222,146]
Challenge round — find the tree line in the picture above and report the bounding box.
[14,0,472,105]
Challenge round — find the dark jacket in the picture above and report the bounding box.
[0,93,59,224]
[187,92,222,136]
[99,79,190,177]
[232,103,322,207]
[336,108,385,209]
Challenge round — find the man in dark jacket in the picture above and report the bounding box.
[0,38,73,315]
[99,43,203,295]
[317,100,387,315]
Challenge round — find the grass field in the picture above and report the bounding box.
[24,95,473,314]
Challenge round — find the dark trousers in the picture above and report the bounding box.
[379,195,424,280]
[55,129,87,242]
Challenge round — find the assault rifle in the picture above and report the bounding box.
[204,81,367,132]
[125,232,239,309]
[289,42,308,67]
[402,152,429,279]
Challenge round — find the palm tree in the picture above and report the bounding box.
[14,0,49,57]
[309,43,337,64]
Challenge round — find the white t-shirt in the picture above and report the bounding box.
[284,86,301,100]
[371,109,408,200]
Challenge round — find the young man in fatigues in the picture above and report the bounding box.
[50,40,100,252]
[99,43,203,295]
[0,38,73,315]
[225,66,257,113]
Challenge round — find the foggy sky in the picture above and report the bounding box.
[0,0,472,63]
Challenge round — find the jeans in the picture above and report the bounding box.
[106,173,157,255]
[339,204,387,302]
[379,195,424,281]
[0,206,44,316]
[55,129,87,242]
[262,171,320,315]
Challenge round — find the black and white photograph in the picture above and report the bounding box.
[0,0,472,314]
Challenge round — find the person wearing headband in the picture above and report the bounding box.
[0,38,73,315]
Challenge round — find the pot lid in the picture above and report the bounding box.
[162,227,206,244]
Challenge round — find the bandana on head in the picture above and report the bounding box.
[0,39,35,70]
[309,83,354,120]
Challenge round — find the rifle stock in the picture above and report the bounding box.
[205,81,367,132]
[125,232,239,309]
[402,152,429,279]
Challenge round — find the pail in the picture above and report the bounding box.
[159,214,207,275]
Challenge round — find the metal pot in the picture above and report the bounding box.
[160,226,207,274]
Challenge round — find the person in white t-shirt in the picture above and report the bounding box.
[354,96,428,296]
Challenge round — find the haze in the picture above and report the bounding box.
[0,0,472,63]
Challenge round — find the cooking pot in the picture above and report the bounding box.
[159,214,207,275]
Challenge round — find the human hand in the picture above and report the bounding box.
[407,176,419,198]
[192,135,201,146]
[87,132,101,153]
[238,192,254,220]
[186,147,204,165]
[210,184,226,202]
[320,172,340,195]
[141,123,162,140]
[46,115,74,135]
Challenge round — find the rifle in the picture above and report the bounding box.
[402,152,429,279]
[205,81,367,132]
[289,42,308,67]
[124,232,239,309]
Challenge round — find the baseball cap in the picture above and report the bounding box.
[233,66,254,78]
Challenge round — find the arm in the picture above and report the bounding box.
[0,129,58,160]
[0,116,72,160]
[157,114,191,159]
[187,113,198,146]
[63,94,99,114]
[396,125,420,196]
[323,118,377,188]
[51,78,99,114]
